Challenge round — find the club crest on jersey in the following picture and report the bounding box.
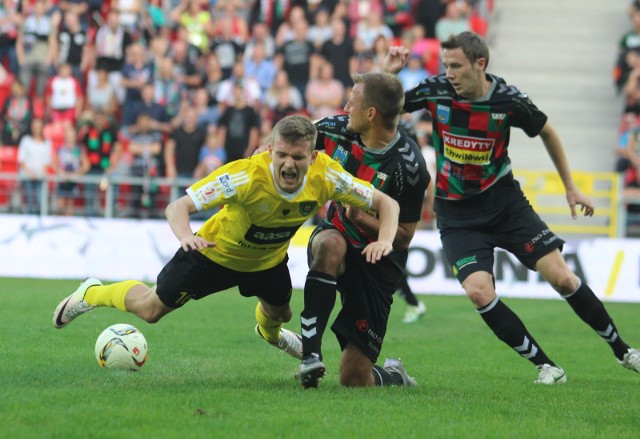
[282,209,290,216]
[298,202,316,216]
[333,146,348,166]
[437,104,450,123]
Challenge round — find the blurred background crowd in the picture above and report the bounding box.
[0,0,484,219]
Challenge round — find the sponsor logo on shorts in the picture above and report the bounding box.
[453,255,478,275]
[356,319,368,332]
[524,242,534,253]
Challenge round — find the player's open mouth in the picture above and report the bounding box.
[281,170,297,183]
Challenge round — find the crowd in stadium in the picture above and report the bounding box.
[615,0,640,208]
[0,0,490,218]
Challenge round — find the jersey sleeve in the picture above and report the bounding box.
[403,74,448,113]
[509,91,548,137]
[186,160,250,212]
[323,155,374,209]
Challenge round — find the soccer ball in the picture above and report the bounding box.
[95,323,148,371]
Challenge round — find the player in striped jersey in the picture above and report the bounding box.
[298,72,430,388]
[386,31,640,384]
[53,116,400,363]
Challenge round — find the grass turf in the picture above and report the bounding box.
[1,277,639,438]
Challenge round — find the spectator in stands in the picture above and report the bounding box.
[193,126,226,180]
[170,0,214,55]
[120,43,154,127]
[209,16,245,79]
[57,0,90,30]
[434,1,471,42]
[93,10,132,104]
[398,53,429,91]
[305,60,344,120]
[169,39,201,89]
[319,18,357,89]
[354,9,393,54]
[414,0,447,39]
[16,0,56,97]
[141,0,168,41]
[308,7,332,50]
[274,4,308,47]
[243,21,276,62]
[264,69,303,113]
[164,106,207,184]
[276,18,315,104]
[45,63,84,126]
[0,0,21,76]
[86,67,118,118]
[200,52,224,108]
[615,5,640,93]
[244,40,277,93]
[346,0,384,40]
[1,80,33,146]
[211,0,249,41]
[128,112,163,218]
[55,11,89,86]
[79,110,122,216]
[622,49,640,115]
[18,118,51,214]
[113,0,143,35]
[126,82,170,134]
[215,60,263,110]
[153,57,186,121]
[192,86,219,127]
[54,124,89,216]
[217,80,260,163]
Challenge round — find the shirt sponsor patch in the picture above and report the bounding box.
[217,173,237,198]
[442,131,494,165]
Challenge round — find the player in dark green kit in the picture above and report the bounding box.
[298,72,430,388]
[386,31,640,384]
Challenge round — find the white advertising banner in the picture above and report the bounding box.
[1,215,639,303]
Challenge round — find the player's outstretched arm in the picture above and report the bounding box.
[360,189,399,263]
[539,121,595,219]
[165,195,216,251]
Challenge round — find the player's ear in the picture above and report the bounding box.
[311,150,318,164]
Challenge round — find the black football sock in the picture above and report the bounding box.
[372,365,403,386]
[563,281,630,360]
[478,297,555,367]
[397,275,419,306]
[301,270,337,360]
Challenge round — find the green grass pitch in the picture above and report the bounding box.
[1,277,639,438]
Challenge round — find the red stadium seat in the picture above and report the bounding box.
[0,145,19,208]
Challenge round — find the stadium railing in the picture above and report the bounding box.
[1,170,639,237]
[513,169,633,238]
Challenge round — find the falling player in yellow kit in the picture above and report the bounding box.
[52,115,400,360]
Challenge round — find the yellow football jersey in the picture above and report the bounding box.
[186,151,375,272]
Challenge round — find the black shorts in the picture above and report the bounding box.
[437,178,565,284]
[308,223,407,363]
[156,247,293,308]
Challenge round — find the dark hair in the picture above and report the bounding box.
[271,115,317,151]
[441,31,490,70]
[351,72,405,130]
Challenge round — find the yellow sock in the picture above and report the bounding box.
[84,280,144,312]
[255,302,282,343]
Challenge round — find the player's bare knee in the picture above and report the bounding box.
[311,232,347,274]
[464,284,495,308]
[548,271,579,295]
